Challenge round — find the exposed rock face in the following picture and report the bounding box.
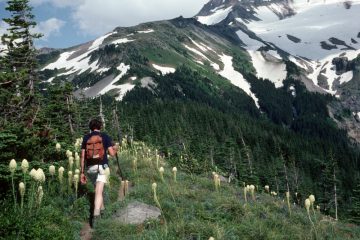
[113,201,161,224]
[332,57,354,75]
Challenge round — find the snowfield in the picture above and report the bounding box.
[197,6,233,25]
[152,63,176,75]
[218,54,260,108]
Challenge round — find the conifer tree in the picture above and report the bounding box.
[348,179,360,224]
[0,0,42,125]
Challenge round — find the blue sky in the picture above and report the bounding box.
[0,0,208,49]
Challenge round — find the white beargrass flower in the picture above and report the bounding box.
[37,168,46,183]
[29,168,36,178]
[9,159,17,174]
[209,237,215,240]
[172,167,177,182]
[73,174,79,196]
[159,167,165,182]
[75,169,80,175]
[286,191,291,215]
[19,182,25,197]
[37,186,44,206]
[152,182,157,192]
[124,180,129,195]
[75,153,80,169]
[55,143,61,152]
[68,171,73,187]
[249,185,255,201]
[49,165,56,176]
[68,156,74,171]
[309,194,315,205]
[66,150,72,158]
[265,185,269,193]
[21,159,29,174]
[58,166,64,185]
[305,198,311,212]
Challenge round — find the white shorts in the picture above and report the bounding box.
[87,164,107,184]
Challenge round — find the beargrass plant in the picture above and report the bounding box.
[172,167,177,182]
[249,185,255,201]
[286,191,291,216]
[159,167,165,182]
[9,159,17,208]
[19,182,25,211]
[55,142,61,152]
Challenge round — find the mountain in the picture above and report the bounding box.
[37,0,360,143]
[196,0,360,140]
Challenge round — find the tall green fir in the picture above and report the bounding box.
[0,0,42,125]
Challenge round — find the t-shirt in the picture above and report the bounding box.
[81,131,112,166]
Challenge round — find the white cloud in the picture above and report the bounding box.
[72,0,208,35]
[30,0,84,8]
[34,18,65,40]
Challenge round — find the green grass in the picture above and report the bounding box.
[91,142,360,240]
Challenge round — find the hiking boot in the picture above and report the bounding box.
[91,215,100,229]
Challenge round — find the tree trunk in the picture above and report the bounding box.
[334,169,338,221]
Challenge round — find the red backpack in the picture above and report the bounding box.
[86,135,105,165]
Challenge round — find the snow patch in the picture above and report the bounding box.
[89,32,115,51]
[152,64,176,75]
[197,6,233,25]
[248,50,287,88]
[112,38,134,45]
[189,37,208,52]
[218,54,259,108]
[339,71,353,85]
[98,63,132,98]
[137,29,154,34]
[43,32,116,75]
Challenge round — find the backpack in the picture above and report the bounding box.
[86,134,105,165]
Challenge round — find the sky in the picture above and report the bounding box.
[0,0,208,49]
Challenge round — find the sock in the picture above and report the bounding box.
[94,208,101,216]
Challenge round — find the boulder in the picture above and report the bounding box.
[113,201,161,224]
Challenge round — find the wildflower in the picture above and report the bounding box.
[152,182,157,192]
[309,194,315,205]
[73,174,79,197]
[66,150,72,158]
[75,153,80,168]
[19,182,25,196]
[68,156,74,171]
[209,237,215,240]
[68,171,73,187]
[159,167,164,181]
[9,159,17,174]
[75,169,80,175]
[125,180,129,195]
[37,186,44,206]
[19,182,25,209]
[29,168,36,178]
[249,185,255,201]
[21,159,29,174]
[172,167,177,182]
[35,168,46,183]
[58,167,64,184]
[305,198,311,212]
[265,185,269,193]
[55,143,61,152]
[286,191,291,215]
[49,165,56,176]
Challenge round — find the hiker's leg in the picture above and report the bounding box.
[94,181,104,216]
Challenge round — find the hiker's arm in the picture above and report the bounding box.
[108,145,118,157]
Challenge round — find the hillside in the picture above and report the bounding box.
[1,141,359,239]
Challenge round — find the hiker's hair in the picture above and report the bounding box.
[89,119,102,131]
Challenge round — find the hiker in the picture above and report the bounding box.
[80,119,118,223]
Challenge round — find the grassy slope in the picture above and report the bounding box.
[92,142,360,240]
